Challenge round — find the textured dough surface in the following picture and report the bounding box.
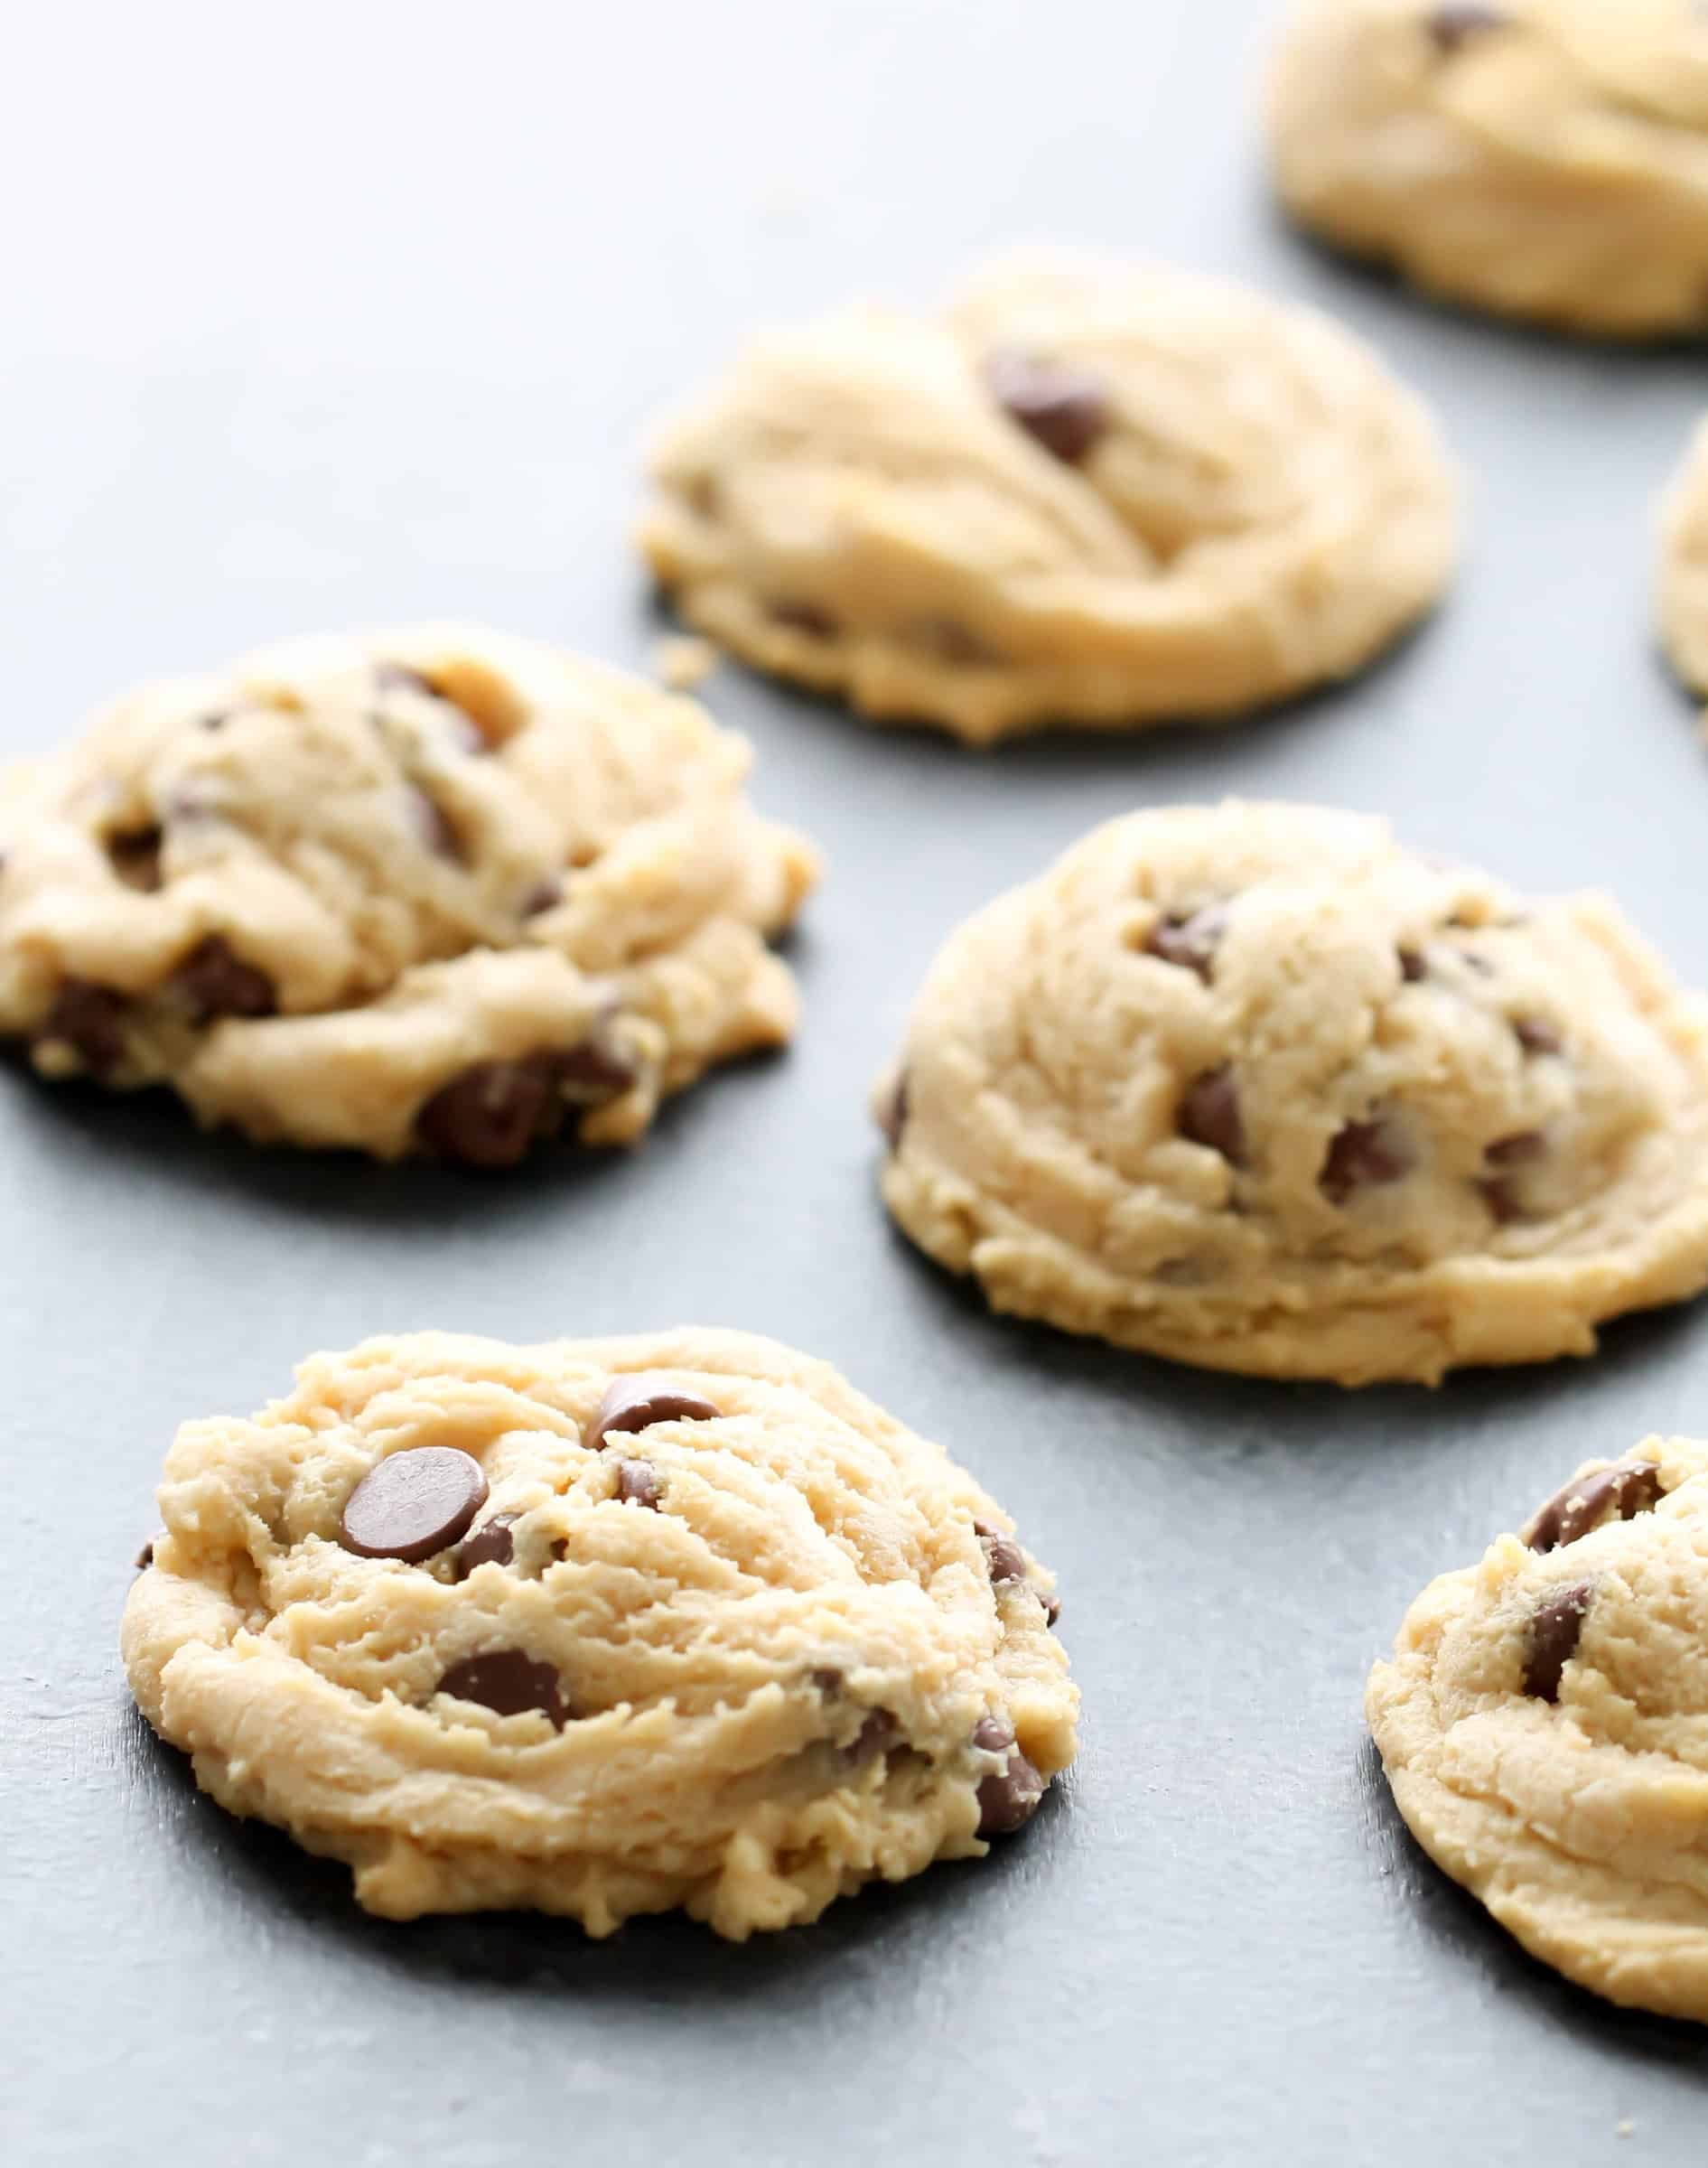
[1659,416,1708,708]
[0,626,817,1161]
[876,801,1708,1385]
[1269,1,1708,339]
[639,252,1457,744]
[1368,1436,1708,2019]
[122,1329,1077,1937]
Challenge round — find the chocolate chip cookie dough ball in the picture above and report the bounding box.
[0,627,817,1163]
[639,252,1457,744]
[1368,1438,1708,2018]
[122,1329,1078,1936]
[1659,417,1708,709]
[874,802,1708,1385]
[1268,3,1708,340]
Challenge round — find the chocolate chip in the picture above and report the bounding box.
[198,711,229,734]
[549,1036,637,1104]
[1178,1066,1245,1165]
[339,1446,489,1563]
[402,784,462,862]
[453,1511,521,1578]
[985,350,1110,464]
[415,1057,559,1170]
[107,826,163,892]
[769,600,838,640]
[906,617,998,666]
[1479,1178,1526,1226]
[135,1538,156,1571]
[1043,1593,1062,1629]
[1427,4,1507,53]
[1525,1458,1664,1555]
[972,1715,1047,1836]
[975,1519,1027,1586]
[1523,1581,1593,1703]
[1398,948,1427,983]
[879,1070,910,1152]
[520,875,564,918]
[1144,905,1227,983]
[436,1649,571,1727]
[585,1373,721,1452]
[812,1668,845,1694]
[615,1460,661,1509]
[1486,1130,1545,1166]
[38,979,128,1074]
[1514,1017,1563,1058]
[1320,1116,1412,1205]
[173,936,276,1023]
[845,1708,899,1763]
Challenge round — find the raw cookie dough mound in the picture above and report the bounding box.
[0,627,817,1162]
[1268,2,1708,340]
[1659,416,1708,708]
[122,1329,1077,1937]
[639,252,1456,744]
[874,802,1708,1385]
[1368,1437,1708,2018]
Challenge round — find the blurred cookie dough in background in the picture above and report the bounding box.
[875,801,1708,1384]
[640,251,1457,744]
[0,626,817,1166]
[1268,1,1708,340]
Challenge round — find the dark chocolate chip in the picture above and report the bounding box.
[975,1519,1027,1586]
[339,1446,489,1563]
[520,875,564,918]
[402,784,462,861]
[1178,1066,1246,1165]
[38,979,128,1074]
[135,1538,156,1571]
[1043,1593,1062,1629]
[879,1070,910,1152]
[1144,905,1227,983]
[1398,948,1427,983]
[585,1373,721,1452]
[549,1036,638,1104]
[1525,1458,1665,1555]
[1523,1581,1593,1704]
[1479,1178,1526,1226]
[1514,1017,1563,1058]
[985,350,1111,464]
[453,1511,521,1578]
[845,1708,899,1763]
[1427,4,1507,54]
[615,1460,662,1510]
[972,1715,1047,1836]
[173,936,276,1022]
[1485,1130,1545,1167]
[1320,1116,1412,1206]
[769,600,839,640]
[108,826,163,892]
[415,1057,559,1170]
[436,1649,571,1727]
[812,1667,845,1694]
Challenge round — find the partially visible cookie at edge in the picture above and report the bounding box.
[639,251,1457,744]
[0,626,818,1163]
[1367,1436,1708,2019]
[122,1327,1078,1936]
[874,801,1708,1384]
[1268,1,1708,340]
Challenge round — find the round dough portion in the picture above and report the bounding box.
[639,252,1457,744]
[1268,1,1708,340]
[1659,416,1708,705]
[0,627,818,1162]
[875,802,1708,1386]
[122,1329,1077,1938]
[1368,1436,1708,2019]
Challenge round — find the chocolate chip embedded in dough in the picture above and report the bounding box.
[1524,1459,1665,1555]
[519,875,565,919]
[1320,1116,1412,1206]
[769,600,839,640]
[453,1511,522,1578]
[1143,905,1227,983]
[338,1447,489,1563]
[1398,948,1427,983]
[1522,1581,1594,1704]
[984,350,1111,464]
[415,1058,559,1170]
[975,1519,1027,1586]
[107,827,163,892]
[436,1649,572,1728]
[1178,1066,1246,1165]
[1513,1017,1563,1058]
[845,1709,900,1763]
[972,1715,1047,1836]
[37,980,128,1075]
[402,784,463,862]
[615,1460,662,1510]
[878,1070,910,1152]
[585,1373,721,1452]
[173,936,277,1023]
[549,1036,638,1104]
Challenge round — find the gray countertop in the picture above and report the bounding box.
[4,2,1706,2161]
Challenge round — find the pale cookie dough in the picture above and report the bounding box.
[122,1329,1077,1937]
[0,627,817,1163]
[1268,2,1708,340]
[874,802,1708,1386]
[1658,416,1708,710]
[639,252,1457,744]
[1368,1437,1708,2019]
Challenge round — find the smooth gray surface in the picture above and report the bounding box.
[4,2,1708,2161]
